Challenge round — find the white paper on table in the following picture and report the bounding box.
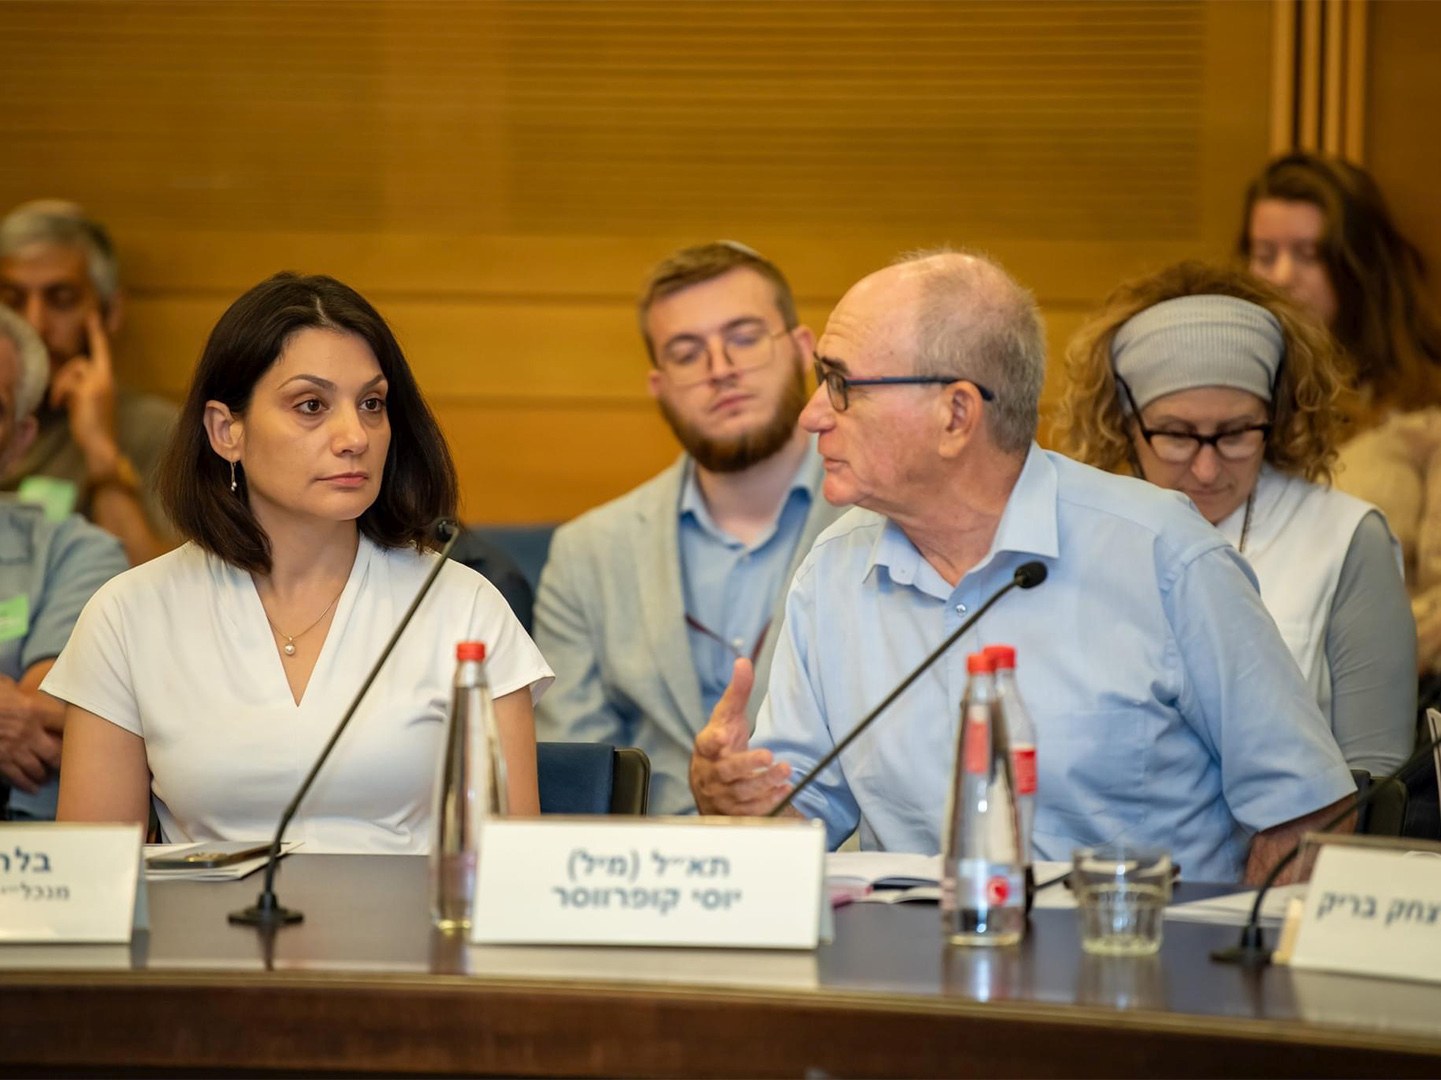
[1164,882,1308,926]
[143,841,301,882]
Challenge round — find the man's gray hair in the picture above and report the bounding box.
[896,247,1046,454]
[0,305,52,420]
[0,201,119,305]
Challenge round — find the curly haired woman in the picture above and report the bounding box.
[1060,261,1413,774]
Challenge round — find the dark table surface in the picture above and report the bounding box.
[1,854,1439,1077]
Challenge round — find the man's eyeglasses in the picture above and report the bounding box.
[812,359,995,413]
[1117,376,1271,464]
[657,322,792,387]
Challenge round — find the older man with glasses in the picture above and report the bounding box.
[690,249,1356,886]
[534,242,843,815]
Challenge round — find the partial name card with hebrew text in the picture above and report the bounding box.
[1286,834,1441,984]
[471,817,826,949]
[0,823,146,943]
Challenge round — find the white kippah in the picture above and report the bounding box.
[1111,295,1284,412]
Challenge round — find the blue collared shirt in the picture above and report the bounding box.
[678,455,816,719]
[755,446,1354,882]
[0,503,127,820]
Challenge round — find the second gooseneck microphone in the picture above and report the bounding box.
[769,560,1048,817]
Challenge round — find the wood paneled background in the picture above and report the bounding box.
[1365,0,1441,316]
[0,0,1277,523]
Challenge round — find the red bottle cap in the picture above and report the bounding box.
[456,641,487,662]
[984,644,1017,670]
[966,652,994,674]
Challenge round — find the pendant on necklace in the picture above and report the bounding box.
[283,640,297,657]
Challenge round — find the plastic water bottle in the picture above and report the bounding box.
[984,643,1037,912]
[430,640,508,931]
[942,651,1025,946]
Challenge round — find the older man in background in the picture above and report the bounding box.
[0,305,127,820]
[692,250,1355,885]
[0,201,177,564]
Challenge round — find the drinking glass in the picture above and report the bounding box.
[1072,845,1172,956]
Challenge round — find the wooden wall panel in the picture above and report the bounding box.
[116,229,1220,306]
[0,1,1274,524]
[122,296,650,400]
[433,402,677,523]
[1364,0,1441,313]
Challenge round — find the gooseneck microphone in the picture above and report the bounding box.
[230,519,462,928]
[1212,727,1441,966]
[769,560,1048,817]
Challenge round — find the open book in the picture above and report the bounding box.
[826,851,942,892]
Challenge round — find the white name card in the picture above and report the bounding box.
[470,816,826,949]
[1287,835,1441,984]
[0,823,147,944]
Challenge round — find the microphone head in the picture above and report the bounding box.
[433,518,459,543]
[1014,561,1047,589]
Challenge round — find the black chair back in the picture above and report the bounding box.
[1351,768,1408,837]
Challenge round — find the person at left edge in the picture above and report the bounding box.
[46,273,552,851]
[0,306,126,821]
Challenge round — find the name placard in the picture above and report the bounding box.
[0,824,147,944]
[1285,834,1441,983]
[470,816,826,949]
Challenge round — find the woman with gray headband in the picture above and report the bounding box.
[1060,261,1413,775]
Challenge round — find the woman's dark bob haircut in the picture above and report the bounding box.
[158,272,458,574]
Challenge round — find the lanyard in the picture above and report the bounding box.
[685,614,771,665]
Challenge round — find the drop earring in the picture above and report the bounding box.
[230,460,238,493]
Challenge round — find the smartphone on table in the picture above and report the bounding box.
[146,842,271,870]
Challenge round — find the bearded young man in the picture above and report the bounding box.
[534,242,843,814]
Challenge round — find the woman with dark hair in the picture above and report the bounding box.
[1240,152,1441,676]
[45,273,549,850]
[1060,261,1414,774]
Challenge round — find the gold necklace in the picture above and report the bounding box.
[263,583,346,658]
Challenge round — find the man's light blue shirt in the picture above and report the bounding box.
[755,447,1354,882]
[678,453,816,718]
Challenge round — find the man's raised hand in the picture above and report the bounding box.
[690,658,793,816]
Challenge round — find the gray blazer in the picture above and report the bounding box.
[533,451,843,815]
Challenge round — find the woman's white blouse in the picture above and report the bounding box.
[43,538,553,853]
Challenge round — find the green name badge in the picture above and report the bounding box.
[0,595,29,643]
[17,475,78,523]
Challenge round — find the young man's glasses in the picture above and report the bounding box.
[656,321,791,387]
[812,359,995,413]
